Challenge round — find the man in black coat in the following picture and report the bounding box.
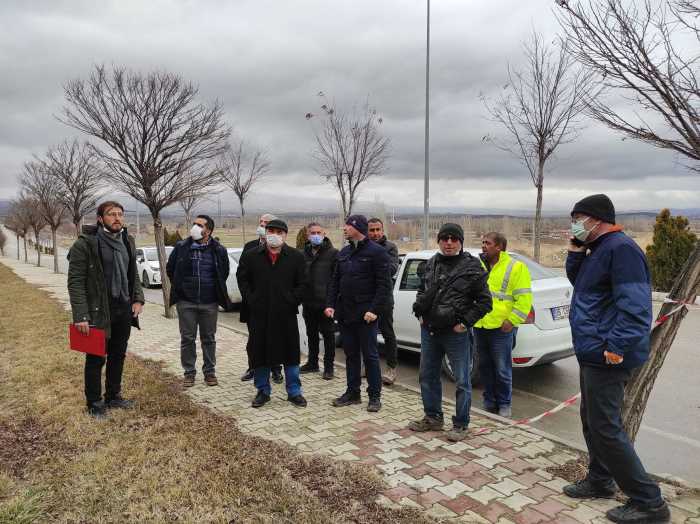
[237,219,308,408]
[368,217,401,385]
[166,214,231,387]
[300,222,339,379]
[325,215,392,413]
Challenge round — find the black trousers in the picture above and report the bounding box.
[84,305,132,405]
[378,308,398,368]
[302,306,336,371]
[246,327,281,374]
[579,364,663,507]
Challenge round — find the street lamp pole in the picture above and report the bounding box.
[423,0,431,250]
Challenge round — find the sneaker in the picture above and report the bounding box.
[241,369,254,381]
[204,374,219,386]
[272,368,284,384]
[446,425,469,442]
[367,398,382,412]
[183,374,195,387]
[105,396,134,409]
[605,500,670,523]
[86,401,107,419]
[251,391,271,408]
[332,391,361,407]
[288,395,308,407]
[322,369,334,380]
[498,405,512,418]
[408,415,445,432]
[483,405,498,414]
[563,479,616,499]
[382,366,397,385]
[300,362,319,374]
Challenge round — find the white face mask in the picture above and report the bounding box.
[190,224,204,241]
[256,225,266,238]
[265,233,284,248]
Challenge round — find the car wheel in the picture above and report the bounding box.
[441,349,481,386]
[142,271,151,289]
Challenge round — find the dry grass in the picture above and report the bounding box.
[0,264,430,524]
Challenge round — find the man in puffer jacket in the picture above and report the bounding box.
[409,223,492,442]
[563,194,670,524]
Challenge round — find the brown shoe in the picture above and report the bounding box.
[183,374,195,388]
[204,374,218,386]
[408,415,444,432]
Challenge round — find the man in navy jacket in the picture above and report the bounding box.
[564,194,670,524]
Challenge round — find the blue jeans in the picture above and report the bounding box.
[342,321,382,399]
[474,327,515,409]
[254,365,302,397]
[419,327,472,428]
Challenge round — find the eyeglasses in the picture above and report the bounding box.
[438,235,460,242]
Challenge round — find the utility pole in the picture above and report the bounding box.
[423,0,431,250]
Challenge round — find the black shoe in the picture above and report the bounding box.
[87,401,107,419]
[241,369,254,381]
[483,405,499,414]
[288,395,308,407]
[322,370,334,380]
[367,398,382,412]
[251,391,271,408]
[563,479,616,499]
[606,500,670,523]
[105,396,134,409]
[332,391,361,407]
[272,369,284,384]
[300,362,319,374]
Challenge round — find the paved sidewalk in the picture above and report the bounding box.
[3,255,699,524]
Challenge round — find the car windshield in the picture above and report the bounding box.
[508,253,558,280]
[143,247,173,261]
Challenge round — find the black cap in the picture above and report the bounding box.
[437,223,464,243]
[345,214,369,236]
[265,218,288,233]
[571,194,616,224]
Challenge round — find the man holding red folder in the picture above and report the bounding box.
[68,201,144,418]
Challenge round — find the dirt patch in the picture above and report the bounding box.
[546,457,588,484]
[0,417,52,479]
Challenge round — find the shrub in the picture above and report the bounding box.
[646,209,697,292]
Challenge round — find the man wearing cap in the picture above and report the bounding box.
[236,219,308,408]
[563,194,670,523]
[325,214,392,412]
[410,223,492,441]
[239,212,283,383]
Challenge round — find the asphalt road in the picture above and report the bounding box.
[4,229,698,485]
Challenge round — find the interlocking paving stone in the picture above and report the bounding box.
[5,254,700,524]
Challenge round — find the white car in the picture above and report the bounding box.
[135,247,173,288]
[390,249,574,383]
[226,248,243,304]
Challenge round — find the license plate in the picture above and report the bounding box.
[550,304,570,321]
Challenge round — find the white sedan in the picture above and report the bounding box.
[135,247,173,288]
[226,248,243,304]
[390,249,574,383]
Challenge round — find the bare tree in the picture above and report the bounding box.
[483,32,595,262]
[21,160,68,273]
[7,199,31,261]
[218,140,270,241]
[306,95,390,217]
[61,65,230,317]
[0,227,6,257]
[44,140,103,236]
[178,189,206,231]
[556,0,700,440]
[20,193,47,267]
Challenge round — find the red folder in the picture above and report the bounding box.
[69,324,106,356]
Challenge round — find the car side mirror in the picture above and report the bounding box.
[137,256,144,263]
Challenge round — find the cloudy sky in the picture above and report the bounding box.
[0,0,697,215]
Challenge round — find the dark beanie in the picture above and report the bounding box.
[571,194,616,224]
[345,214,369,236]
[437,223,464,243]
[265,218,288,233]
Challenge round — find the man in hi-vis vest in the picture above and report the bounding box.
[474,232,532,418]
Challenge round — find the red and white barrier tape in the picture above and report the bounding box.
[652,301,693,331]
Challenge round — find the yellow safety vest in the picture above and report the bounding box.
[474,251,533,329]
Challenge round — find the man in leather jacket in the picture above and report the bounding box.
[409,223,492,441]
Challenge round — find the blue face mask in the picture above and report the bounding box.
[309,234,323,246]
[571,217,597,243]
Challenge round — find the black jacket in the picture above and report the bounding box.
[413,251,492,333]
[302,237,339,310]
[166,237,231,309]
[238,237,264,323]
[236,244,307,367]
[375,236,400,277]
[326,238,392,324]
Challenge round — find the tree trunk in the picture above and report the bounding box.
[35,233,41,267]
[51,227,59,273]
[23,237,28,262]
[240,200,247,243]
[153,214,174,318]
[533,164,544,262]
[74,220,81,237]
[16,234,20,260]
[622,240,700,441]
[185,210,192,230]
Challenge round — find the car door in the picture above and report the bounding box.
[392,257,426,351]
[135,249,145,274]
